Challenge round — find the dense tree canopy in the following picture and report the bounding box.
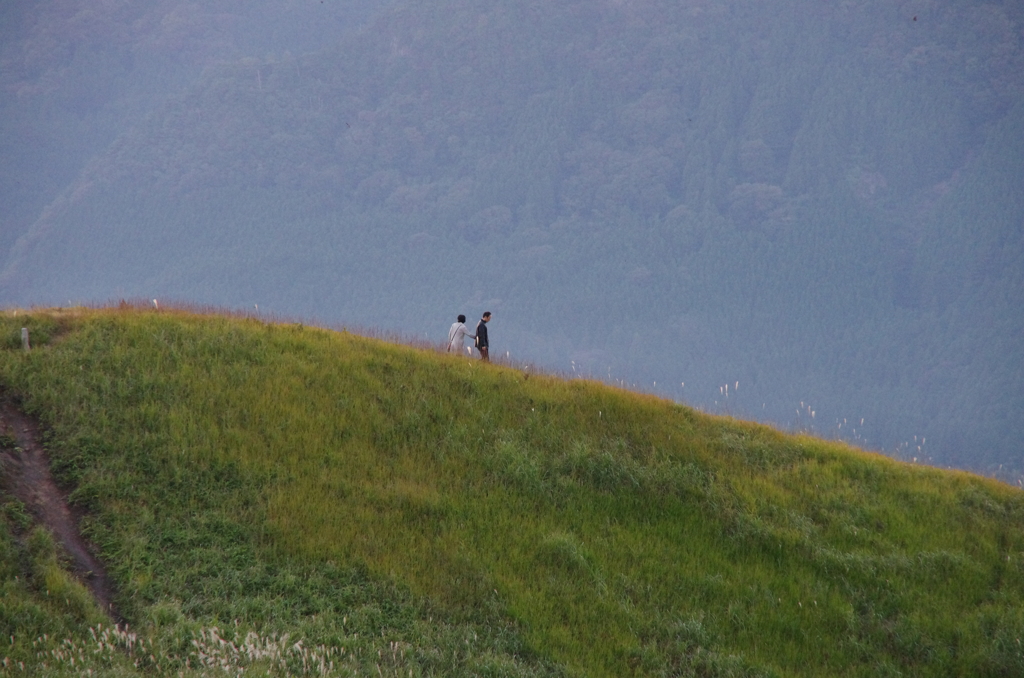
[1,0,1022,479]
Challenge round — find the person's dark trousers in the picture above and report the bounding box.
[479,346,489,362]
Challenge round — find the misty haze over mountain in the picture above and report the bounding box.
[2,0,1022,481]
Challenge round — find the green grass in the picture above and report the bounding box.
[0,306,1022,677]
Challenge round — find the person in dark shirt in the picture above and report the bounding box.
[475,312,492,361]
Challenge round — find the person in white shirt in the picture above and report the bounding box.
[447,314,476,354]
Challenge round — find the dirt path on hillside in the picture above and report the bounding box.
[0,398,121,621]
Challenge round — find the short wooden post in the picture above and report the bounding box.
[21,328,30,351]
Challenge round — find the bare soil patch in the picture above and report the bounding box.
[0,396,120,620]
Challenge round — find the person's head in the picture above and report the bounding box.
[482,311,492,322]
[457,314,466,323]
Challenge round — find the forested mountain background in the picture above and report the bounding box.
[2,0,1022,480]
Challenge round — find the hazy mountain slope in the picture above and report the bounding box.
[0,0,394,264]
[1,307,1022,677]
[2,0,1022,478]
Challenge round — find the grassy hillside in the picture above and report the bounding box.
[0,307,1022,677]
